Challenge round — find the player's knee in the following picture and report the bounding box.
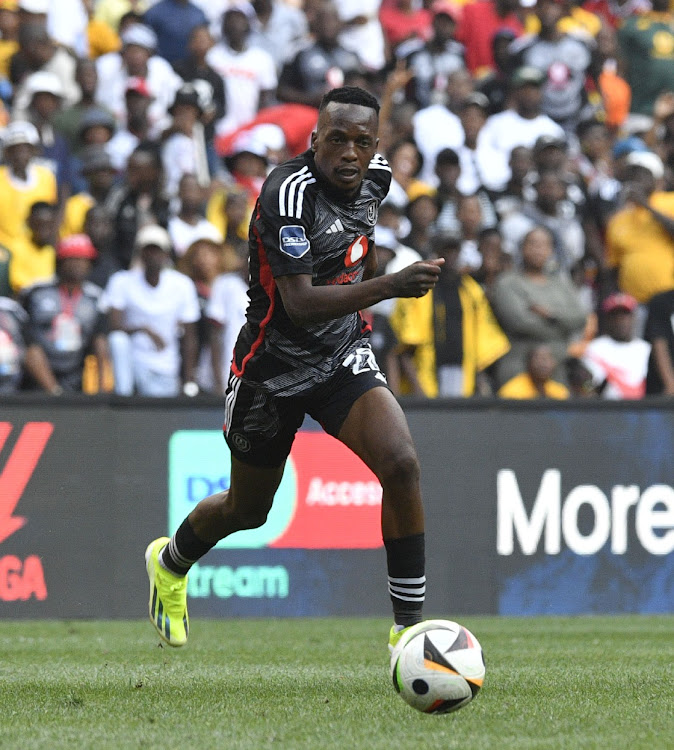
[231,502,272,530]
[378,445,420,489]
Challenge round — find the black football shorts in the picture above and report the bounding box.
[223,344,390,467]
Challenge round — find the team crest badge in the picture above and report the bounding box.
[366,201,378,226]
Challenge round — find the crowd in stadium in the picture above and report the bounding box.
[0,0,673,400]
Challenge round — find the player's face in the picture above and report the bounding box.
[311,103,379,197]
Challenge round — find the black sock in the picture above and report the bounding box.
[385,532,425,627]
[160,518,214,576]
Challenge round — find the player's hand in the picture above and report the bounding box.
[392,258,445,298]
[143,327,166,350]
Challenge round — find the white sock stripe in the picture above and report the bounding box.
[389,591,426,602]
[388,576,426,586]
[389,584,426,595]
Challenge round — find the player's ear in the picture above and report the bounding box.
[310,131,317,152]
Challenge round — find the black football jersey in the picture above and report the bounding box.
[232,150,392,395]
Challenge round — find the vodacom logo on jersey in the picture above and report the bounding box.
[344,235,368,268]
[0,422,53,602]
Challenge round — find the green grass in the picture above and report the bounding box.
[0,616,672,749]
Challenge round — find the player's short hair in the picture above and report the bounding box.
[319,86,380,116]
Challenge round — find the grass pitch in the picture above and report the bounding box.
[0,616,672,750]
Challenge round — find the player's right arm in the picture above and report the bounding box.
[276,260,444,327]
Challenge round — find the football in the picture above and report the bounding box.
[389,619,485,714]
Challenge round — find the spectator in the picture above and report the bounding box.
[604,151,674,312]
[477,67,566,189]
[400,2,464,109]
[248,0,308,75]
[455,0,524,76]
[0,120,56,247]
[103,224,199,397]
[20,70,76,197]
[52,58,111,153]
[0,0,19,82]
[386,137,432,209]
[336,0,386,73]
[61,145,117,238]
[278,2,361,109]
[142,0,208,65]
[172,23,226,173]
[176,228,235,392]
[618,0,674,119]
[94,0,149,32]
[457,193,491,272]
[95,22,182,138]
[109,141,169,268]
[168,173,221,258]
[10,21,80,117]
[205,5,277,137]
[645,288,674,396]
[583,292,651,399]
[498,344,570,399]
[390,234,510,396]
[205,258,249,395]
[106,75,151,170]
[84,204,120,289]
[492,146,535,220]
[401,192,438,258]
[491,225,587,385]
[21,233,107,394]
[161,82,209,197]
[379,0,432,54]
[509,0,593,132]
[471,227,511,299]
[477,28,517,116]
[9,199,56,292]
[0,293,27,393]
[500,170,585,270]
[83,0,122,60]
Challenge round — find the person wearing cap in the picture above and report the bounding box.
[142,0,207,64]
[168,173,222,257]
[0,120,56,250]
[161,82,209,197]
[401,2,465,110]
[508,0,593,132]
[455,0,523,75]
[8,199,56,292]
[20,232,108,394]
[278,2,362,110]
[478,66,566,189]
[23,70,78,197]
[0,0,19,81]
[95,21,182,139]
[60,145,117,238]
[645,288,674,396]
[102,223,200,397]
[581,292,650,399]
[205,5,277,137]
[11,21,80,119]
[605,150,674,310]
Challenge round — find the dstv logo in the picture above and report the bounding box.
[497,469,674,556]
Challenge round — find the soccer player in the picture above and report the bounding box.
[145,86,443,651]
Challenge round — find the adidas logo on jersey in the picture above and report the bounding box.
[326,219,345,234]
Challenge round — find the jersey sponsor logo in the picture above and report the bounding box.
[279,225,310,259]
[344,235,368,268]
[327,269,360,285]
[366,201,378,225]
